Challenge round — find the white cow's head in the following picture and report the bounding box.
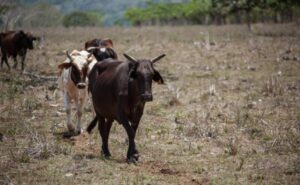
[58,50,96,89]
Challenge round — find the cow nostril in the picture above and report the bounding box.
[77,83,86,89]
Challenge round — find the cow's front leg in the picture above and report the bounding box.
[117,97,139,163]
[63,92,75,133]
[12,57,17,69]
[21,52,26,72]
[75,99,84,135]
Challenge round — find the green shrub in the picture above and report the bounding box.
[62,11,103,27]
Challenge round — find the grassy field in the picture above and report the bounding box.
[0,24,299,185]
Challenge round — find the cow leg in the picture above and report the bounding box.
[75,100,85,135]
[86,116,98,134]
[1,54,10,69]
[129,104,145,156]
[98,116,112,158]
[121,119,139,163]
[63,92,75,133]
[117,107,138,163]
[12,56,17,69]
[131,104,144,135]
[20,50,27,71]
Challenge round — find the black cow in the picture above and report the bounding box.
[85,38,118,61]
[0,30,38,71]
[87,53,166,163]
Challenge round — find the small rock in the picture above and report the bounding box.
[247,101,256,109]
[247,66,256,71]
[277,71,282,76]
[65,173,73,177]
[282,55,290,60]
[56,111,65,116]
[25,85,34,90]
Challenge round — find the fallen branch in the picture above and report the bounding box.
[23,71,57,81]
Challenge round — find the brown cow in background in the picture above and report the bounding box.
[0,30,38,71]
[85,38,118,62]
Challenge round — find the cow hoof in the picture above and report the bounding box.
[101,151,111,159]
[62,132,74,138]
[133,153,139,161]
[75,129,82,135]
[127,153,139,164]
[127,157,137,164]
[67,124,76,133]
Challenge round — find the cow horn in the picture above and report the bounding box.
[123,53,137,63]
[87,53,93,64]
[66,51,73,63]
[86,47,98,52]
[88,52,93,58]
[151,54,166,64]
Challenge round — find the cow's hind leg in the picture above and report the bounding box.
[87,116,97,134]
[12,56,17,69]
[98,116,112,158]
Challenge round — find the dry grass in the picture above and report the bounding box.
[0,23,300,185]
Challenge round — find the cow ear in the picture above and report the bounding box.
[58,62,72,69]
[18,30,25,35]
[102,39,113,48]
[108,48,118,59]
[153,69,164,84]
[15,30,26,40]
[128,62,138,79]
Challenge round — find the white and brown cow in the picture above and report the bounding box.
[57,50,97,135]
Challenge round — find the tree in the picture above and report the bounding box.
[16,2,62,27]
[62,11,103,27]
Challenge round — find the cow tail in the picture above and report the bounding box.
[86,116,98,134]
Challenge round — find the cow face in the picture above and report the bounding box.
[86,46,118,61]
[16,31,35,50]
[125,54,165,102]
[58,51,93,89]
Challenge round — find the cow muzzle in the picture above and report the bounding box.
[141,93,153,102]
[76,83,86,89]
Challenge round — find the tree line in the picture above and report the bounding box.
[0,1,104,29]
[1,0,299,29]
[125,0,300,29]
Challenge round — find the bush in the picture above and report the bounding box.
[62,11,103,27]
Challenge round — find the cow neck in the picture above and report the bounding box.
[128,78,144,106]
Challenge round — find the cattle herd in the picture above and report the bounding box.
[0,29,166,164]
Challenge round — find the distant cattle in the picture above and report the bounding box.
[0,30,38,71]
[86,53,166,163]
[57,50,97,135]
[85,38,118,61]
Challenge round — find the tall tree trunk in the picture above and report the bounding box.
[235,10,241,24]
[246,10,252,31]
[261,11,265,23]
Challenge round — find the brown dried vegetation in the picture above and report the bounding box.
[0,24,300,184]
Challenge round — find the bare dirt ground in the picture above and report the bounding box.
[0,24,299,185]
